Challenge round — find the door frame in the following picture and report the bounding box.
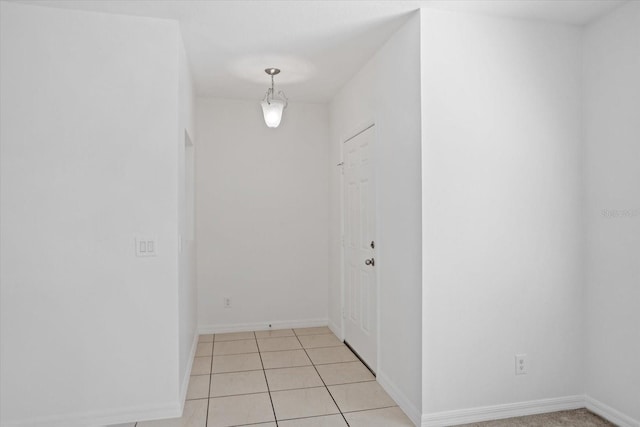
[339,120,381,374]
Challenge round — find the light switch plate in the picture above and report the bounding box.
[136,237,157,257]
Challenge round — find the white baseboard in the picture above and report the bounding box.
[198,318,329,334]
[377,370,422,426]
[421,395,584,427]
[178,332,200,408]
[585,395,640,427]
[2,402,181,427]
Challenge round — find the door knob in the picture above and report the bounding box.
[365,258,375,266]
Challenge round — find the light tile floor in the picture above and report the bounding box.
[121,327,414,427]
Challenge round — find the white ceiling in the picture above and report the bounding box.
[15,0,625,102]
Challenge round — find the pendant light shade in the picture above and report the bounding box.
[261,98,286,128]
[261,68,288,128]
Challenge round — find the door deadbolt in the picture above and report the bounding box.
[365,258,375,266]
[370,240,375,249]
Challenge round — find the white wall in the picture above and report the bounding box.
[583,2,640,424]
[177,32,198,404]
[329,13,423,424]
[420,8,584,420]
[196,98,329,332]
[0,3,184,425]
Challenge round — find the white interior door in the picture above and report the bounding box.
[343,125,377,372]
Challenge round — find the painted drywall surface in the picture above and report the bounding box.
[329,13,422,422]
[177,32,198,402]
[420,9,583,414]
[0,3,181,425]
[195,98,329,330]
[584,1,640,422]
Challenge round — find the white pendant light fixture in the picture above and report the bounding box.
[261,68,288,128]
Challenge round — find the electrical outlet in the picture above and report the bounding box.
[515,354,528,375]
[224,297,231,309]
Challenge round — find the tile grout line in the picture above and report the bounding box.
[259,380,377,393]
[209,367,265,375]
[256,332,279,427]
[292,329,351,427]
[273,412,359,423]
[264,363,367,372]
[187,388,303,400]
[260,343,344,352]
[206,337,215,427]
[215,334,330,342]
[341,404,399,415]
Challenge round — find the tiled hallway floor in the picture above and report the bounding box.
[132,327,414,427]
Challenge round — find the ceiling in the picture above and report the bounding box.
[15,0,625,102]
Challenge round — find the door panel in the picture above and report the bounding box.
[343,125,376,372]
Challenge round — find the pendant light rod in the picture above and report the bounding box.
[265,68,280,99]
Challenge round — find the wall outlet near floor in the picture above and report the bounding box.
[515,354,528,375]
[223,297,231,308]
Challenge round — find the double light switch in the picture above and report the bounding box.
[136,237,157,257]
